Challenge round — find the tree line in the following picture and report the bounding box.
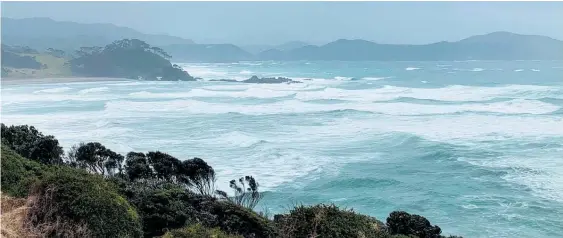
[1,123,462,238]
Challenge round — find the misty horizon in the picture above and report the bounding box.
[2,1,562,46]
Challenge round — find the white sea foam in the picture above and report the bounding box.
[471,68,485,72]
[531,69,540,72]
[78,87,109,94]
[514,69,524,72]
[334,76,353,80]
[179,64,229,79]
[405,67,420,71]
[202,83,325,91]
[103,98,559,116]
[201,131,264,148]
[362,77,389,81]
[33,87,72,94]
[294,85,561,102]
[129,88,294,99]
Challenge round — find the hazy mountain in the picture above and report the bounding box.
[3,17,561,62]
[1,17,194,51]
[161,44,254,63]
[258,32,563,61]
[241,41,312,55]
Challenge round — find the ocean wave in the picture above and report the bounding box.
[334,76,354,81]
[103,98,559,116]
[129,88,295,99]
[200,131,267,148]
[362,77,390,81]
[239,70,254,75]
[471,68,485,72]
[294,85,561,102]
[78,87,109,94]
[33,87,72,94]
[405,67,420,71]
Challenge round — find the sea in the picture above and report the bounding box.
[2,60,563,238]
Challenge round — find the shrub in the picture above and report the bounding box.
[124,151,217,196]
[122,183,203,237]
[121,181,275,238]
[25,167,143,238]
[161,223,243,238]
[274,204,387,238]
[386,211,442,238]
[0,144,47,197]
[205,199,277,238]
[1,124,63,165]
[68,142,125,176]
[216,176,263,210]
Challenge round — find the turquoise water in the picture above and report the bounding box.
[2,61,563,237]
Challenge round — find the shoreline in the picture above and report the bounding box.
[1,77,131,86]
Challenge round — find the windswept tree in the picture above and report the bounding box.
[146,151,183,182]
[217,176,263,209]
[1,123,63,165]
[70,142,124,176]
[179,158,216,196]
[124,152,153,181]
[123,151,218,196]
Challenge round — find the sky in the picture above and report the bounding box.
[2,1,562,45]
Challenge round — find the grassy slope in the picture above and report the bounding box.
[3,53,72,78]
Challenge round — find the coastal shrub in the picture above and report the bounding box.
[216,176,263,210]
[161,223,243,238]
[0,144,47,197]
[204,199,277,238]
[124,152,154,181]
[25,167,143,238]
[122,183,205,237]
[67,142,125,176]
[121,181,275,238]
[124,151,217,196]
[386,211,442,238]
[274,204,387,238]
[1,123,64,165]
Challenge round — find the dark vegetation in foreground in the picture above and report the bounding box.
[1,123,462,238]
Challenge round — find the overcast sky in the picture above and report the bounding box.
[2,1,562,45]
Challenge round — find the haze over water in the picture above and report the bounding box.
[2,60,563,237]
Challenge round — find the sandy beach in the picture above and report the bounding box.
[1,77,131,86]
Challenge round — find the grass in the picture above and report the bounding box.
[4,53,72,78]
[0,193,31,238]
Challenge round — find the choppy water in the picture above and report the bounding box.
[2,61,563,237]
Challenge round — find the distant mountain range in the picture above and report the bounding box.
[1,17,194,51]
[2,17,563,62]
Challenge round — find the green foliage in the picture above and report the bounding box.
[68,142,124,176]
[121,181,275,238]
[386,211,442,238]
[0,144,47,197]
[125,151,217,196]
[26,167,143,238]
[1,123,64,165]
[216,176,263,210]
[125,152,154,181]
[205,200,277,238]
[161,223,243,238]
[70,39,194,81]
[274,204,387,238]
[122,183,201,237]
[1,49,43,69]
